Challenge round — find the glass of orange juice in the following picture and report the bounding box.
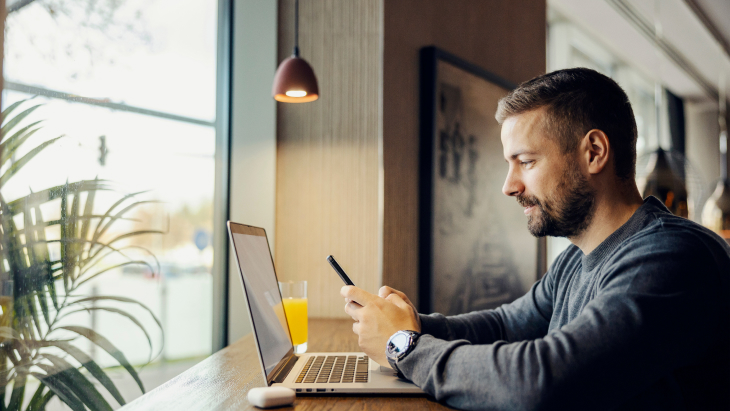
[279,280,308,353]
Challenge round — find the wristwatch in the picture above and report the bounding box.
[385,330,420,378]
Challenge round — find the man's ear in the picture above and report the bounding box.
[583,129,610,175]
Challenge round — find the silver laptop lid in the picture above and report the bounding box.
[227,222,295,384]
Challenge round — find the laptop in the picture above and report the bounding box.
[227,221,424,394]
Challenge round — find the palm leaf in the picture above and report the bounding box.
[68,182,82,283]
[7,371,27,411]
[88,200,158,258]
[25,296,43,338]
[76,244,159,280]
[0,327,25,347]
[37,340,125,406]
[89,191,149,246]
[68,296,162,344]
[60,181,71,294]
[0,100,27,128]
[27,391,55,411]
[99,229,165,250]
[22,197,54,328]
[40,354,113,411]
[0,123,42,165]
[5,180,110,211]
[25,382,45,411]
[74,260,156,288]
[78,178,98,263]
[0,104,40,137]
[57,326,145,393]
[0,136,63,188]
[31,371,85,411]
[84,228,165,271]
[62,305,154,363]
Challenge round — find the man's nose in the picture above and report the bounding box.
[502,169,524,197]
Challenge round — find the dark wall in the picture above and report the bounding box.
[381,0,547,307]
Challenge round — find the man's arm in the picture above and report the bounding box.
[397,235,726,410]
[412,248,573,345]
[343,249,564,364]
[417,273,554,344]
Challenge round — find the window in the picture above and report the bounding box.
[1,0,223,408]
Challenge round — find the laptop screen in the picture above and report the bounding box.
[229,225,293,377]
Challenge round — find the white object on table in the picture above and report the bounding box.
[247,387,296,409]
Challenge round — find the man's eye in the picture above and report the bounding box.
[520,161,534,167]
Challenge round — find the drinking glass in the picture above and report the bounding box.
[278,280,308,353]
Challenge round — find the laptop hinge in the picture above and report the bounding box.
[272,354,298,384]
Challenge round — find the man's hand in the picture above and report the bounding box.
[377,286,421,332]
[341,285,421,367]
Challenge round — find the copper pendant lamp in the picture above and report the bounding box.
[641,2,689,218]
[272,0,319,103]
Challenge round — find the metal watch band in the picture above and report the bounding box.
[387,357,408,380]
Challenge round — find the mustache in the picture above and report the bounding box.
[516,195,540,208]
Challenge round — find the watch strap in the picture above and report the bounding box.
[387,357,408,380]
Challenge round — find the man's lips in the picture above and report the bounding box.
[523,205,535,215]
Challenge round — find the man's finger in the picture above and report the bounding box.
[385,293,410,310]
[341,285,376,306]
[344,301,363,320]
[378,286,394,298]
[379,286,412,305]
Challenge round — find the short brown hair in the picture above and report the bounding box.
[496,68,638,181]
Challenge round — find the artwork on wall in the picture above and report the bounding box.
[418,46,547,315]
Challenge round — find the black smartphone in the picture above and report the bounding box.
[327,255,355,286]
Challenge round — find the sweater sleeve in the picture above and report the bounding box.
[418,269,554,344]
[398,231,726,411]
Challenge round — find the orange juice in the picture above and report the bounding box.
[282,298,308,346]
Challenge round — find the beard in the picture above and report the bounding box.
[517,165,596,238]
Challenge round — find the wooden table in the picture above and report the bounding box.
[122,319,449,410]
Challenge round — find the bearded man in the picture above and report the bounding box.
[340,68,730,410]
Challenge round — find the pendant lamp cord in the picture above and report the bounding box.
[293,0,300,57]
[653,0,664,150]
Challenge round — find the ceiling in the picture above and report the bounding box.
[549,0,730,104]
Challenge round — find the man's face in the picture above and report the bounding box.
[501,109,596,238]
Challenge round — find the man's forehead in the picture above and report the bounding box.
[500,108,551,156]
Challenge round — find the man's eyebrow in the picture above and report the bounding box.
[505,150,538,161]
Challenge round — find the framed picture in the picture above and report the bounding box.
[418,46,547,315]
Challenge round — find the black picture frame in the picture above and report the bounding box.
[418,46,547,314]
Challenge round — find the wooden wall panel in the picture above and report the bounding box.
[275,0,381,318]
[381,0,547,308]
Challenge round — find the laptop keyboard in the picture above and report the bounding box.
[295,355,369,383]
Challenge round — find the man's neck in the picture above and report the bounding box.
[569,185,644,255]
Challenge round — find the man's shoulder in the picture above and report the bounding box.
[635,197,728,247]
[626,210,729,255]
[604,212,730,288]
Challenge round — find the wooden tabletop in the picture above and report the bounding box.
[122,318,449,410]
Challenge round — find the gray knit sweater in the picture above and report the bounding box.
[399,197,730,410]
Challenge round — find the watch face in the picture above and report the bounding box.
[391,333,409,353]
[387,332,412,360]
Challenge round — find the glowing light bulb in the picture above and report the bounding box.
[285,90,307,98]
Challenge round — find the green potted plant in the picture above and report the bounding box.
[0,100,164,410]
